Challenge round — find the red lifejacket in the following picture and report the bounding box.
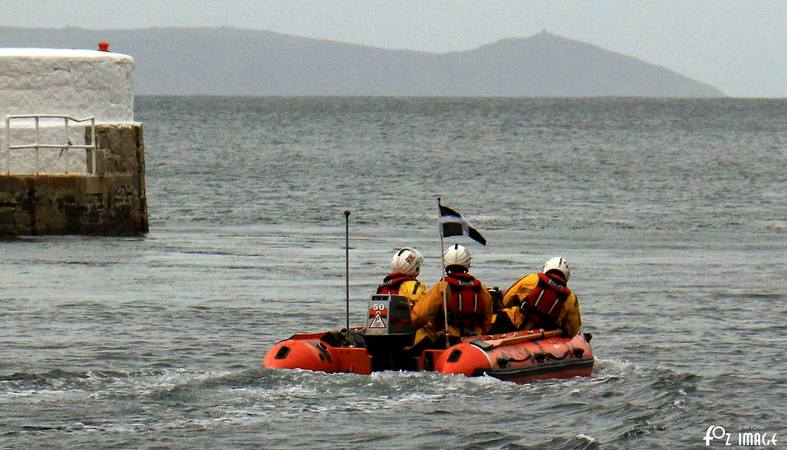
[443,272,484,332]
[377,272,420,295]
[520,272,571,328]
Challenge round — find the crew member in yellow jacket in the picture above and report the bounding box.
[376,247,427,306]
[497,256,582,336]
[410,244,493,348]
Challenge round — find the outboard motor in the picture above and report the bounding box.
[364,294,413,335]
[363,294,416,370]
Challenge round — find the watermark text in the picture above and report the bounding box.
[704,425,778,447]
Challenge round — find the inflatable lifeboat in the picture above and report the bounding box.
[263,294,594,383]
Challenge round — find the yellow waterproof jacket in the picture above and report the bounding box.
[411,277,494,338]
[398,279,427,307]
[499,273,582,336]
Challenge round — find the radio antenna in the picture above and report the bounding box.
[344,210,351,344]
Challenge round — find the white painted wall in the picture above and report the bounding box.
[0,48,134,123]
[0,48,135,173]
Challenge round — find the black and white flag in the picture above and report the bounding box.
[439,204,487,246]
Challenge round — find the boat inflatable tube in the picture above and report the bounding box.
[262,294,594,383]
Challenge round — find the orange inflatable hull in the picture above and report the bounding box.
[263,331,373,374]
[263,329,593,383]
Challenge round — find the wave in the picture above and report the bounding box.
[0,368,135,383]
[712,289,785,300]
[0,362,712,449]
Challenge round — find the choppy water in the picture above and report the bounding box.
[2,97,785,449]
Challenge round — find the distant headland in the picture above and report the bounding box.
[0,27,724,97]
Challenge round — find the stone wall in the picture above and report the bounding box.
[0,124,148,235]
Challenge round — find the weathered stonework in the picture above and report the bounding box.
[0,124,148,235]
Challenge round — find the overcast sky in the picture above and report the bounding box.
[1,0,785,97]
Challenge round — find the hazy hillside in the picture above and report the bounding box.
[0,26,724,97]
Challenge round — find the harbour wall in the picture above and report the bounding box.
[0,124,148,235]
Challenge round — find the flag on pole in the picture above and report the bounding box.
[438,203,487,246]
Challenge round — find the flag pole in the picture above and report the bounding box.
[437,197,450,348]
[437,197,446,274]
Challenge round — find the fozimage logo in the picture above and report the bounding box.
[704,425,779,447]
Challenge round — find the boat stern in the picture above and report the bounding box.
[262,333,373,375]
[433,342,494,376]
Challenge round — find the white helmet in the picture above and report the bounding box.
[391,247,423,276]
[443,244,471,271]
[543,256,570,281]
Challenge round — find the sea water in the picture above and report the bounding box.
[1,97,785,448]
